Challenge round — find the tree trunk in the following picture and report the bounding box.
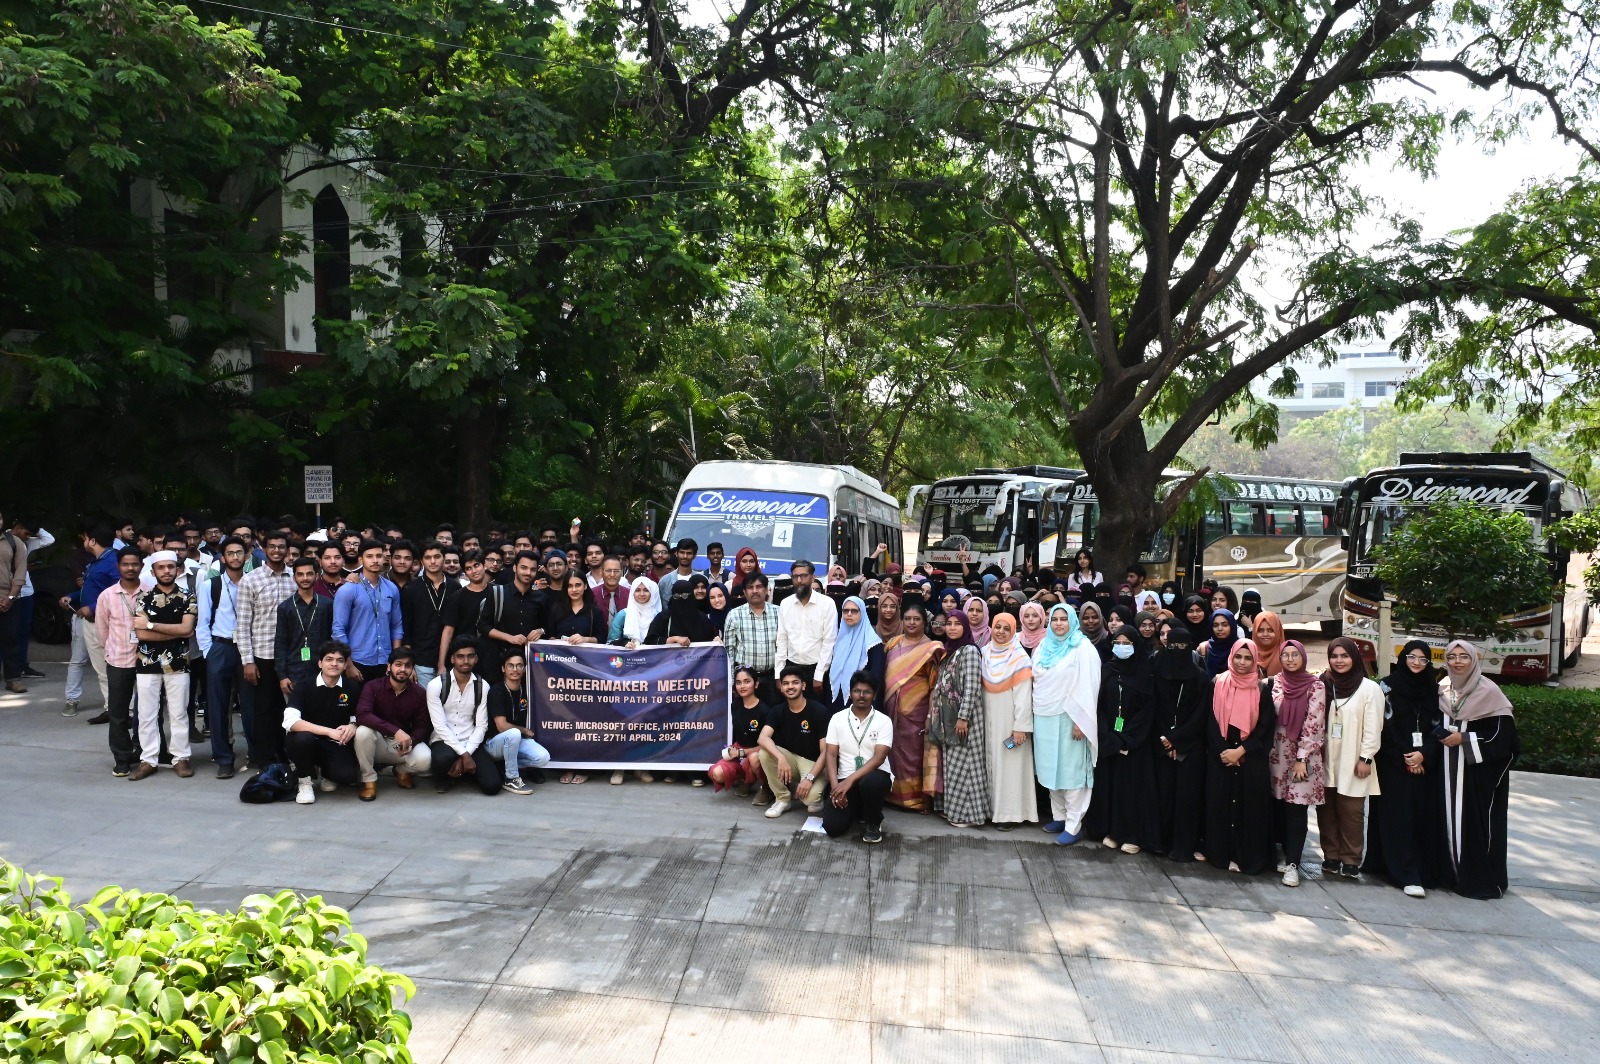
[1075,425,1168,580]
[456,394,498,529]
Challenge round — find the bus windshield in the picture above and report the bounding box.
[667,488,831,567]
[922,482,1008,553]
[1357,500,1545,564]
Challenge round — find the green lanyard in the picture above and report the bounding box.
[847,711,873,769]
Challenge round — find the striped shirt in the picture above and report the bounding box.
[95,584,144,669]
[722,602,779,672]
[235,563,296,662]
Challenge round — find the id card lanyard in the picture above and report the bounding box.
[295,597,319,661]
[1114,678,1126,733]
[847,711,874,770]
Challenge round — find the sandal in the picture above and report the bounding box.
[570,773,587,784]
[559,772,575,784]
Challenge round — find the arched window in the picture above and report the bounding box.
[312,185,351,350]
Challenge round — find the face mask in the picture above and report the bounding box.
[1112,644,1135,659]
[1162,593,1175,605]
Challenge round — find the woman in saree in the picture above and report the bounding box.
[882,602,944,812]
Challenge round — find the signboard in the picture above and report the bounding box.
[527,642,730,769]
[303,465,333,505]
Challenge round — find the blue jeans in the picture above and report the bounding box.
[413,665,436,689]
[485,729,550,780]
[204,642,250,767]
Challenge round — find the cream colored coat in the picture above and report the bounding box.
[1323,676,1383,797]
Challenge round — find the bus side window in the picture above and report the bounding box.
[1228,503,1262,536]
[1203,505,1227,544]
[1267,503,1299,536]
[1320,505,1337,534]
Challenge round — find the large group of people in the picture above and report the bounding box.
[24,513,1518,897]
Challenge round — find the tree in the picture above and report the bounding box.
[1374,499,1555,640]
[795,0,1600,575]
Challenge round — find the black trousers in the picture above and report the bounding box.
[285,731,361,785]
[250,658,287,764]
[429,740,501,795]
[823,769,892,836]
[1274,800,1310,867]
[106,664,138,771]
[356,661,388,683]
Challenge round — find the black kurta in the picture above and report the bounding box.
[1085,666,1162,850]
[1440,714,1520,899]
[1152,650,1210,861]
[1203,679,1277,875]
[1363,679,1446,889]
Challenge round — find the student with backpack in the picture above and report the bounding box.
[426,637,499,795]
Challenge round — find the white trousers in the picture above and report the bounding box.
[1049,788,1093,834]
[136,672,192,765]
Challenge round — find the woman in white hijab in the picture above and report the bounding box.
[609,578,661,648]
[1437,640,1519,900]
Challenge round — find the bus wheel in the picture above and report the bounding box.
[1321,619,1342,638]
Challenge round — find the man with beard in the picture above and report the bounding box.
[775,560,836,695]
[129,551,198,780]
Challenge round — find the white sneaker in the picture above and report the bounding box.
[1282,865,1301,888]
[1275,859,1289,873]
[296,778,315,805]
[1403,884,1426,898]
[317,775,337,793]
[609,770,624,785]
[1120,843,1141,855]
[764,799,792,819]
[1102,836,1118,849]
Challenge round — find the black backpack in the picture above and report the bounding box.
[238,762,296,804]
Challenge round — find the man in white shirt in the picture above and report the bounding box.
[425,637,498,795]
[775,559,836,695]
[820,671,894,844]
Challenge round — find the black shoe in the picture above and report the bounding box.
[1321,859,1341,875]
[216,765,236,780]
[20,667,45,679]
[1340,863,1363,881]
[862,823,884,845]
[86,712,109,725]
[112,764,131,778]
[528,768,548,785]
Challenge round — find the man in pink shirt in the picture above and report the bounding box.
[94,547,146,776]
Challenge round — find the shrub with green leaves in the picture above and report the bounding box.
[0,865,413,1063]
[1373,498,1558,641]
[1506,686,1600,778]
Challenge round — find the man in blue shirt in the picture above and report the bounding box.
[61,524,119,720]
[333,539,404,682]
[197,536,251,772]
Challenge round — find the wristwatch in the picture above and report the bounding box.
[145,618,155,630]
[1359,756,1373,765]
[802,773,816,782]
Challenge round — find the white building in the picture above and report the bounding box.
[1260,349,1418,421]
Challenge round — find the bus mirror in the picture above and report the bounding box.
[1340,534,1350,551]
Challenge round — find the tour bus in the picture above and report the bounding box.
[1335,451,1590,680]
[908,466,1084,574]
[664,461,902,579]
[1050,473,1347,631]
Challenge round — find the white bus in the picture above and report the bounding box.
[664,461,902,577]
[907,466,1084,574]
[1336,451,1590,680]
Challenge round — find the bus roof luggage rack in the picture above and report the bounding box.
[999,465,1084,478]
[1398,451,1562,477]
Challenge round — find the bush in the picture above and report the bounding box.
[1506,686,1600,777]
[0,864,414,1063]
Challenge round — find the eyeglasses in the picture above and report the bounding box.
[1445,653,1473,663]
[1404,653,1431,663]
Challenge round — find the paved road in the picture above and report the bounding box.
[2,653,1598,1063]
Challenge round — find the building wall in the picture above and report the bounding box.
[1258,349,1418,419]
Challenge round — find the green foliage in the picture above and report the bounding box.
[1551,509,1600,607]
[1373,499,1557,641]
[0,864,413,1063]
[1504,686,1600,778]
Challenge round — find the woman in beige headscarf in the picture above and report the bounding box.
[1437,640,1518,900]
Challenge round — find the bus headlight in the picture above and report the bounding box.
[1345,612,1375,632]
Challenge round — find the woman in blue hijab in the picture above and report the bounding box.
[1200,609,1243,678]
[829,595,885,709]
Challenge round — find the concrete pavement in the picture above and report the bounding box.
[2,657,1598,1064]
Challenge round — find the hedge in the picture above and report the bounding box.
[1507,686,1600,778]
[0,864,414,1063]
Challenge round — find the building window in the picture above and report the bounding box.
[1365,381,1392,397]
[313,185,352,352]
[1311,382,1345,399]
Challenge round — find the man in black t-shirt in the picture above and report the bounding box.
[400,540,457,688]
[129,552,198,780]
[284,639,363,804]
[439,550,492,676]
[756,665,834,818]
[477,551,546,679]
